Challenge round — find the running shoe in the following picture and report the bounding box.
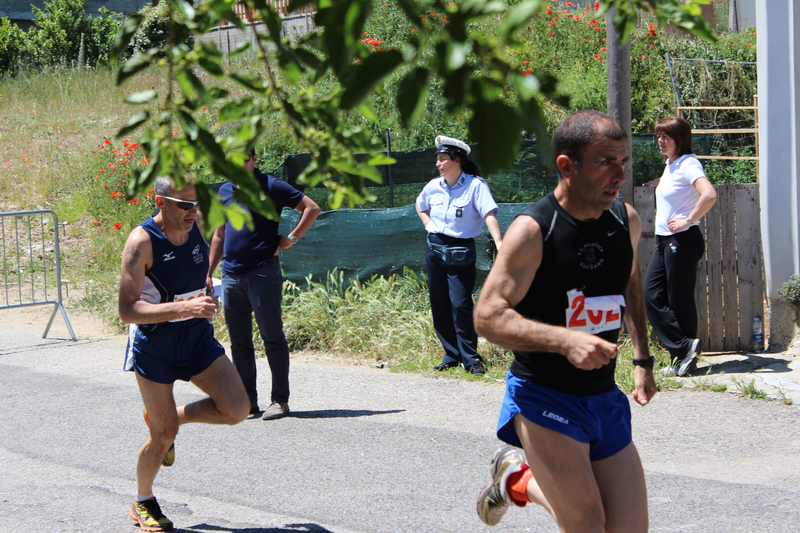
[129,498,174,532]
[476,445,527,526]
[143,409,175,467]
[677,338,702,377]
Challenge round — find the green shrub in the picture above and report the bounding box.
[779,274,800,309]
[88,7,123,66]
[128,0,195,57]
[24,0,93,67]
[0,18,25,74]
[10,0,121,70]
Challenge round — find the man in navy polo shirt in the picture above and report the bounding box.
[207,148,320,420]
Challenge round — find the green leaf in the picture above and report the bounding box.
[460,0,507,18]
[397,67,429,128]
[124,90,157,105]
[499,0,543,41]
[218,98,255,123]
[469,100,524,176]
[395,0,424,30]
[177,109,200,140]
[367,154,396,166]
[195,127,230,174]
[441,66,469,112]
[278,45,304,85]
[224,202,254,232]
[359,101,377,121]
[339,50,403,109]
[228,41,252,59]
[110,13,143,65]
[195,182,226,237]
[116,111,150,138]
[293,48,325,72]
[117,50,155,86]
[442,41,472,71]
[197,56,225,78]
[176,68,213,106]
[230,71,268,95]
[343,0,371,47]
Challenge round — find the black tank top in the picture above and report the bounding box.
[137,216,209,333]
[509,193,632,395]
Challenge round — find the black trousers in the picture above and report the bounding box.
[425,234,481,369]
[644,226,705,361]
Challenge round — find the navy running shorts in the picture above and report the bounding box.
[125,320,225,384]
[497,371,632,461]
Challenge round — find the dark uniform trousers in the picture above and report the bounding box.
[426,233,482,369]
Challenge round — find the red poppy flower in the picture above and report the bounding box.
[111,192,122,198]
[92,221,100,225]
[113,223,122,230]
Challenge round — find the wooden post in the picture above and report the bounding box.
[606,9,633,204]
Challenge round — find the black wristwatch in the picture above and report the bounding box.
[632,356,655,368]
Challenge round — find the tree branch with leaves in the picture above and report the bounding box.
[110,0,714,234]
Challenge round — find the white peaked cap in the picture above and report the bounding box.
[435,135,471,155]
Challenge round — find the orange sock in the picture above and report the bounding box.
[507,464,533,506]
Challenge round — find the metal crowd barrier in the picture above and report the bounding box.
[0,210,76,341]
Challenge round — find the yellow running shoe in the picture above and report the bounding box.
[129,498,174,532]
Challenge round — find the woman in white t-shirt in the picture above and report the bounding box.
[643,117,717,376]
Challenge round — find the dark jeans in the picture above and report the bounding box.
[425,234,482,369]
[221,259,290,405]
[644,226,705,361]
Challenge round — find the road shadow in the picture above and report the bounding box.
[692,353,794,376]
[0,337,107,356]
[290,408,405,419]
[186,523,339,532]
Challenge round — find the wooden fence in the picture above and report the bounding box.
[231,0,313,22]
[634,184,764,352]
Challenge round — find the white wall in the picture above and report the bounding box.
[730,0,758,31]
[756,0,800,347]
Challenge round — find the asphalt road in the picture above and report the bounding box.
[2,313,800,533]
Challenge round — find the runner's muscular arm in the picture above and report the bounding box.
[474,215,618,371]
[624,204,657,405]
[118,227,219,324]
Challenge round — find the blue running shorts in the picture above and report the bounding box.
[125,320,225,384]
[497,371,632,461]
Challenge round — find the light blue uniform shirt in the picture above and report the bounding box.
[416,172,498,239]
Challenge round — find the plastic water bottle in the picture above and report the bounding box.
[752,317,764,353]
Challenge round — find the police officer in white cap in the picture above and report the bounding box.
[415,135,503,374]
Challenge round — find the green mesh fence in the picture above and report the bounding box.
[265,133,718,284]
[278,203,530,286]
[272,134,717,210]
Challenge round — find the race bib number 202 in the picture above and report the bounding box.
[565,289,625,334]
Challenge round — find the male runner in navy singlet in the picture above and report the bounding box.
[474,110,657,532]
[119,177,249,532]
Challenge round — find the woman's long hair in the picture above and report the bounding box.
[441,147,481,177]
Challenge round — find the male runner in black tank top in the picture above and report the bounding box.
[474,111,657,532]
[119,177,249,532]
